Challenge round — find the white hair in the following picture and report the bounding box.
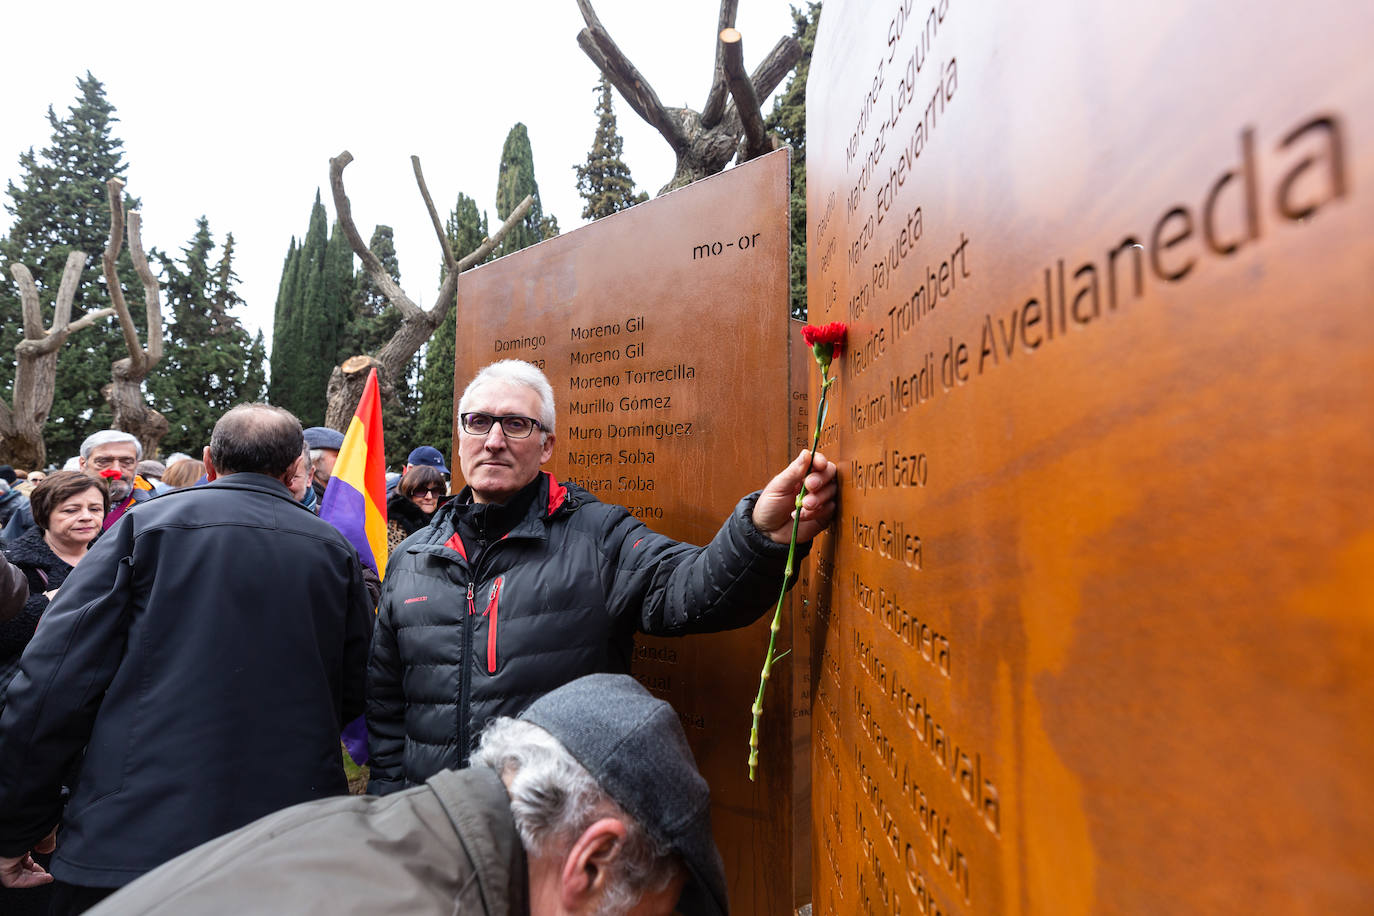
[474,718,680,914]
[458,360,557,436]
[80,429,142,461]
[164,452,194,466]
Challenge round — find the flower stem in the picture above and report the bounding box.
[749,364,831,781]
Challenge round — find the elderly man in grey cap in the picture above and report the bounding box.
[303,426,345,505]
[85,674,726,916]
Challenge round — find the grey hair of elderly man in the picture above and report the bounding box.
[87,674,728,916]
[78,430,142,461]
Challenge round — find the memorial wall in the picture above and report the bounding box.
[453,150,802,914]
[805,1,1372,913]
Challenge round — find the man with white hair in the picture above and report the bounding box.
[86,674,727,916]
[0,431,152,540]
[367,359,838,793]
[78,431,152,530]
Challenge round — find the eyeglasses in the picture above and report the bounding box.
[90,456,138,470]
[411,486,446,499]
[460,412,543,439]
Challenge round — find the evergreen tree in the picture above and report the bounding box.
[495,123,558,258]
[268,193,353,427]
[342,226,419,468]
[151,221,266,454]
[575,76,649,220]
[342,225,402,359]
[415,194,489,454]
[268,236,301,403]
[0,72,143,461]
[765,3,820,320]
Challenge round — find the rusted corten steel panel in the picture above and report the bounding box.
[454,149,798,915]
[805,1,1373,913]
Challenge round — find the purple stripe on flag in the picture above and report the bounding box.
[342,715,369,765]
[319,479,377,573]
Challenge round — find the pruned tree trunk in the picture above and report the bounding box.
[0,253,114,467]
[100,178,168,456]
[322,152,534,429]
[575,0,799,194]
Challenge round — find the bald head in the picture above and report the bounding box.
[208,405,305,478]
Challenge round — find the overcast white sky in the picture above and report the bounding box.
[0,0,796,349]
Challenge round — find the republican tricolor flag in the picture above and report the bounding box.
[319,369,387,766]
[320,368,388,579]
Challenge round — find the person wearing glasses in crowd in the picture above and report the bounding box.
[366,359,839,794]
[1,432,152,541]
[386,456,452,553]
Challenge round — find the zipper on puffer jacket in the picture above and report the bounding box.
[459,581,475,761]
[482,576,504,673]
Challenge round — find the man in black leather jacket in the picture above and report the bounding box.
[0,557,25,623]
[367,359,837,793]
[0,404,373,911]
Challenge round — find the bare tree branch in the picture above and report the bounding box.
[720,29,772,160]
[14,262,45,340]
[330,151,423,320]
[700,0,740,128]
[575,0,686,148]
[412,155,456,273]
[412,192,535,362]
[324,148,537,429]
[99,178,167,453]
[749,34,803,102]
[3,252,111,466]
[62,307,116,337]
[103,178,144,371]
[574,0,801,195]
[126,210,162,365]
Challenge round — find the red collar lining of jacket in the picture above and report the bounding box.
[546,474,568,516]
[445,474,565,557]
[444,531,467,560]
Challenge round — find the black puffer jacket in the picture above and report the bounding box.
[366,472,792,792]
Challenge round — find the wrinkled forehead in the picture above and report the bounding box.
[464,380,542,418]
[89,441,138,459]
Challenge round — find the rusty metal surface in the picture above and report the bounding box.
[805,1,1373,913]
[453,149,797,914]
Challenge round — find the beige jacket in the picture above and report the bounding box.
[89,767,530,915]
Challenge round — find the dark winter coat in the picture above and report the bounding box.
[0,487,26,528]
[0,473,375,889]
[0,527,74,710]
[366,472,792,793]
[0,556,26,623]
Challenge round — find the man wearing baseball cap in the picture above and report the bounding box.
[404,445,450,476]
[86,674,727,915]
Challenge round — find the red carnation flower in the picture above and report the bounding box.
[802,321,847,353]
[801,321,847,373]
[98,468,123,480]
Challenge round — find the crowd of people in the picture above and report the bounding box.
[0,358,837,915]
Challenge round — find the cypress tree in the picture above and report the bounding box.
[268,236,300,404]
[575,76,649,220]
[765,2,820,320]
[495,123,557,258]
[152,221,266,454]
[415,194,488,453]
[0,72,142,460]
[268,192,354,426]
